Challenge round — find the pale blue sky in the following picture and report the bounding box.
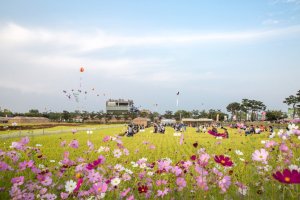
[0,0,299,113]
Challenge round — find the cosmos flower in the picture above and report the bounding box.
[214,155,233,167]
[218,176,231,193]
[273,169,300,184]
[65,180,77,193]
[138,185,148,193]
[111,178,121,186]
[193,142,198,148]
[93,182,108,194]
[235,150,244,156]
[176,177,187,189]
[11,176,24,186]
[113,149,122,158]
[69,140,79,149]
[252,149,269,163]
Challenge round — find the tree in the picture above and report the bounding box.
[174,110,191,120]
[191,110,200,119]
[266,110,285,121]
[163,110,173,119]
[62,110,71,121]
[241,99,266,121]
[25,109,41,117]
[283,95,300,119]
[226,102,240,121]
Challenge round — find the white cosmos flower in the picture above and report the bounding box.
[238,187,248,195]
[289,164,300,172]
[36,144,42,147]
[97,146,105,153]
[111,178,121,186]
[49,160,55,163]
[261,140,266,144]
[140,163,147,169]
[282,136,287,140]
[298,136,300,140]
[239,158,245,162]
[114,164,124,171]
[65,180,77,193]
[235,150,244,156]
[113,149,122,158]
[131,162,138,168]
[38,164,45,169]
[288,124,298,130]
[125,169,133,174]
[147,171,154,176]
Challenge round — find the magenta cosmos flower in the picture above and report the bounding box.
[214,155,233,167]
[273,169,300,184]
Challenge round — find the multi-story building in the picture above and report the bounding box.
[106,99,134,115]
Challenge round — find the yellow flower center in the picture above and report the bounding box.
[221,160,225,164]
[98,187,102,191]
[259,155,263,159]
[284,177,290,182]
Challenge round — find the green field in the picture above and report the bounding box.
[0,125,299,199]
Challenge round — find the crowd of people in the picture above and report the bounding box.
[125,120,290,139]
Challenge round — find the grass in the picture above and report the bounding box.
[0,125,299,199]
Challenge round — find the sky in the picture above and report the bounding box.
[0,0,300,113]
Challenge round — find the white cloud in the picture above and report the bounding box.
[1,23,300,52]
[262,19,280,25]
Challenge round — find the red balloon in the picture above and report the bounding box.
[80,67,84,72]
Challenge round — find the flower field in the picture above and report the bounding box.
[0,125,300,199]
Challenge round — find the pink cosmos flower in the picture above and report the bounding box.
[60,192,69,199]
[103,136,111,142]
[157,188,169,197]
[279,143,289,152]
[121,188,131,197]
[252,148,269,163]
[41,176,52,186]
[11,176,24,186]
[86,155,105,170]
[69,140,79,149]
[126,195,135,200]
[87,140,94,151]
[265,141,277,148]
[74,178,83,192]
[196,175,208,191]
[19,160,34,171]
[0,161,13,171]
[197,153,210,167]
[156,180,168,186]
[176,177,186,190]
[172,166,183,176]
[93,182,108,194]
[60,140,67,147]
[218,176,231,193]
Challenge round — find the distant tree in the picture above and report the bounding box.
[191,110,200,119]
[25,109,41,117]
[62,110,71,121]
[0,108,13,117]
[174,110,191,120]
[226,102,240,121]
[241,99,266,121]
[266,110,285,121]
[163,110,173,119]
[284,93,300,119]
[199,110,209,118]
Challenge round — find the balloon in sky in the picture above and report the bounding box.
[80,67,85,72]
